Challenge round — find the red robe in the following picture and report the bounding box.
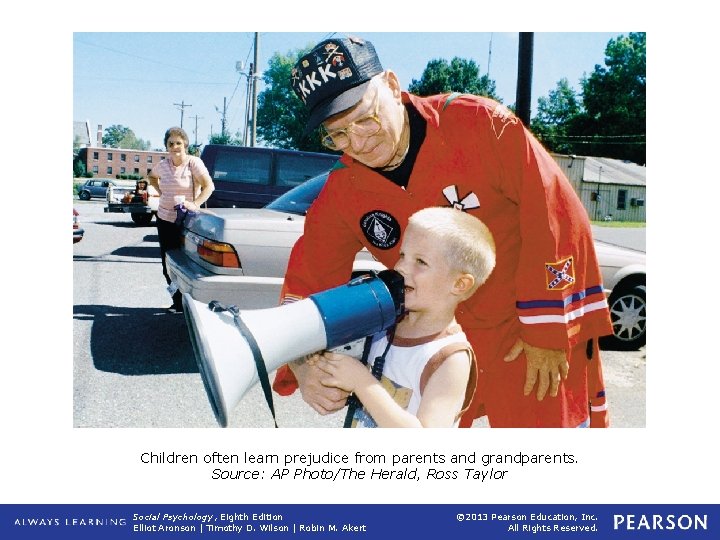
[274,92,612,427]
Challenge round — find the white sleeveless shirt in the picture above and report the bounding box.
[350,325,475,428]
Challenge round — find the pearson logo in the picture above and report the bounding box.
[613,514,708,531]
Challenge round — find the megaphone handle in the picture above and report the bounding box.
[231,313,279,428]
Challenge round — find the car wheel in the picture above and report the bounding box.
[79,191,91,201]
[131,213,153,226]
[600,284,646,351]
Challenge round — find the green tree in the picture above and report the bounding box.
[530,78,581,154]
[208,132,242,146]
[256,47,329,153]
[408,58,500,101]
[570,33,646,164]
[102,124,151,150]
[73,156,86,177]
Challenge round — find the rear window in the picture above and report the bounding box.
[212,151,272,185]
[276,153,337,187]
[266,173,327,215]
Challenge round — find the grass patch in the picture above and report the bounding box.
[591,221,646,228]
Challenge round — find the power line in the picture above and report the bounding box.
[75,38,210,76]
[549,140,646,145]
[549,134,645,139]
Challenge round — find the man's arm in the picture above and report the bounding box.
[272,172,366,413]
[487,107,610,398]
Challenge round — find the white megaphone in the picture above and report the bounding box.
[182,270,404,427]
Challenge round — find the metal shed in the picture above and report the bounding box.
[552,154,646,222]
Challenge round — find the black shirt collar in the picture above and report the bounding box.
[374,102,427,188]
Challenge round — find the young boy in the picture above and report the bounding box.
[316,207,496,428]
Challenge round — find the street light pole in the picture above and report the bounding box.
[244,63,253,146]
[251,32,259,147]
[236,60,255,147]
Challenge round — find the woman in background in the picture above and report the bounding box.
[148,127,214,313]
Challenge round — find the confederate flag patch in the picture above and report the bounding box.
[545,256,575,290]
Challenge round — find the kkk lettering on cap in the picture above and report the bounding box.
[293,41,361,103]
[291,36,384,133]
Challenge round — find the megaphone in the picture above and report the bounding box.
[182,270,404,427]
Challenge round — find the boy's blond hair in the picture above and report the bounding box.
[407,207,496,297]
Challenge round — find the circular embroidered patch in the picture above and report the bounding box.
[359,210,401,250]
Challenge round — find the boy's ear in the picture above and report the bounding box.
[453,273,475,296]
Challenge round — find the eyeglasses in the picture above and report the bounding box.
[319,90,382,151]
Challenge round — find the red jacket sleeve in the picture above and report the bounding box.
[273,168,366,395]
[489,107,612,350]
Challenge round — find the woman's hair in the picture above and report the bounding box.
[407,207,496,296]
[164,127,190,149]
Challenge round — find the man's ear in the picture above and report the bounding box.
[453,273,475,297]
[383,70,402,99]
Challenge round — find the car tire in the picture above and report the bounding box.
[131,213,154,226]
[79,191,91,201]
[600,284,646,351]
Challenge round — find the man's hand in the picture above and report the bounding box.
[288,356,350,415]
[504,339,569,400]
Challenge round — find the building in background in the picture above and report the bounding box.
[73,121,92,148]
[553,154,646,222]
[75,124,167,179]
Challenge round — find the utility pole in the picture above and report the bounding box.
[515,33,534,127]
[174,100,192,128]
[487,33,493,78]
[236,60,252,146]
[189,115,203,146]
[215,98,228,138]
[251,32,259,147]
[244,64,253,146]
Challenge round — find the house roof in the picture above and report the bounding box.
[582,156,646,186]
[73,121,91,146]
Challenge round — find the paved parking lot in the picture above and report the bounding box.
[73,200,645,428]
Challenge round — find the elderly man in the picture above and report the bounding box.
[273,36,612,427]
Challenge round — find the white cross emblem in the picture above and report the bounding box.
[442,185,480,211]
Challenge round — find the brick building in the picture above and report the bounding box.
[75,124,167,179]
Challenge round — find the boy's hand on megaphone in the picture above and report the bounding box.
[291,357,349,415]
[316,351,368,394]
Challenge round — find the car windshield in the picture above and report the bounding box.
[265,172,328,215]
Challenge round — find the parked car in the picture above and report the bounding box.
[166,173,382,311]
[595,243,646,351]
[167,172,646,350]
[200,144,339,209]
[73,208,84,243]
[77,179,134,201]
[104,179,160,226]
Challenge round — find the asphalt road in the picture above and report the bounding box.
[591,225,646,253]
[73,199,645,428]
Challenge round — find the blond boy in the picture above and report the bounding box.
[317,207,496,428]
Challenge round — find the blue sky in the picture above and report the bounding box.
[73,32,626,149]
